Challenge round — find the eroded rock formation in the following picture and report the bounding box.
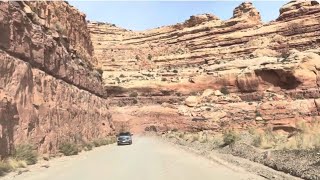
[88,1,320,133]
[0,1,114,158]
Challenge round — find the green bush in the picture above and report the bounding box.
[59,142,79,156]
[223,130,239,145]
[14,144,38,165]
[220,86,229,95]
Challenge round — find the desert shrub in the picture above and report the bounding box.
[83,142,94,151]
[255,111,262,117]
[59,142,79,156]
[146,125,157,132]
[147,54,152,60]
[93,137,115,147]
[0,161,12,176]
[160,90,171,96]
[223,130,239,145]
[132,99,138,104]
[129,92,138,97]
[111,58,115,62]
[119,74,125,78]
[252,134,263,147]
[161,77,167,81]
[14,144,38,165]
[220,86,229,95]
[135,55,140,61]
[173,69,178,73]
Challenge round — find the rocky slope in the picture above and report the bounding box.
[88,1,320,133]
[0,1,114,158]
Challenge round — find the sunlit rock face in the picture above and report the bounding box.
[88,1,320,134]
[0,1,114,158]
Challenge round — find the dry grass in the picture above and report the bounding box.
[0,161,12,176]
[0,158,27,176]
[250,121,320,150]
[7,158,27,169]
[280,121,320,150]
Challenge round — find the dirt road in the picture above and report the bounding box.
[4,137,266,180]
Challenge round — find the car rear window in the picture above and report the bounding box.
[119,132,131,136]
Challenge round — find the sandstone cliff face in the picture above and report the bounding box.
[0,1,104,97]
[88,1,320,133]
[0,1,113,158]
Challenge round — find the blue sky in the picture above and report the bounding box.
[69,1,288,31]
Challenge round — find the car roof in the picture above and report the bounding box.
[118,132,131,136]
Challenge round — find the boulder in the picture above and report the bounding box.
[202,89,214,97]
[214,90,223,96]
[185,96,199,107]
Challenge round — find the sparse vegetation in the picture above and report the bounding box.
[145,125,157,132]
[0,161,12,176]
[223,130,239,145]
[129,92,138,97]
[220,86,229,95]
[135,55,140,61]
[255,111,262,117]
[96,137,116,147]
[173,69,178,73]
[132,98,138,104]
[54,22,67,35]
[7,158,27,169]
[111,58,115,62]
[82,142,94,151]
[14,144,38,165]
[147,54,152,60]
[161,77,167,81]
[59,142,79,156]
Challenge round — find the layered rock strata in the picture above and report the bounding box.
[0,1,114,158]
[88,1,320,133]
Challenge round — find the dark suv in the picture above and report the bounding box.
[117,132,132,145]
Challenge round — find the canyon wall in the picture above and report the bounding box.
[89,1,320,133]
[0,1,114,158]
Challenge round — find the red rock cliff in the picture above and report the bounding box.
[0,1,113,158]
[88,1,320,133]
